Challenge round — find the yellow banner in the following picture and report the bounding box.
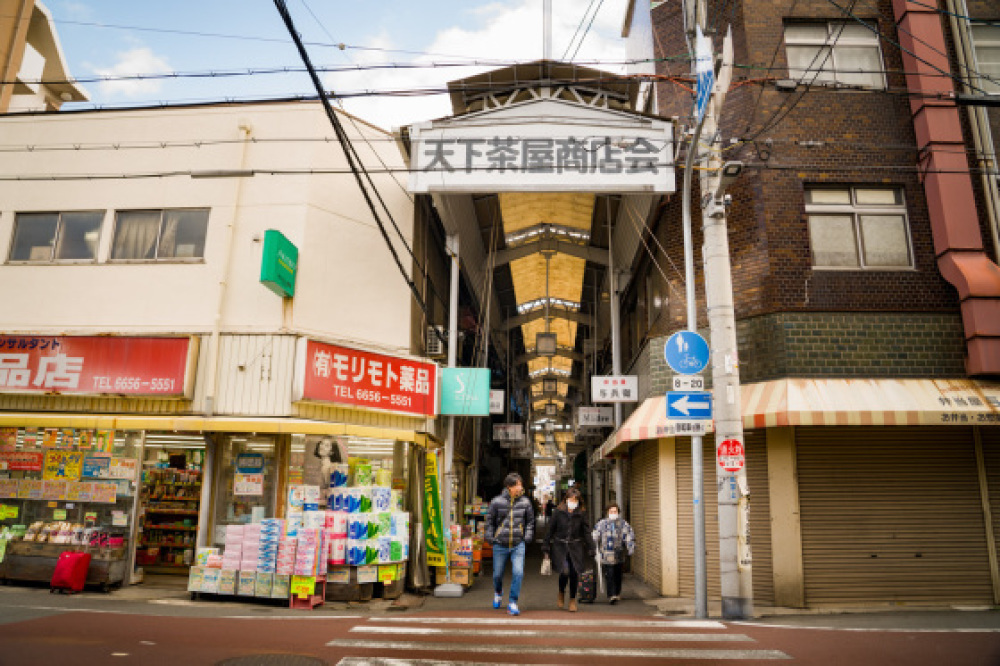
[423,451,446,567]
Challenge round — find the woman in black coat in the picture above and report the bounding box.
[542,487,596,612]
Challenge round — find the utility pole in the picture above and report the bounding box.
[684,0,752,620]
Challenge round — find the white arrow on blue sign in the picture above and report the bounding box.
[667,391,713,420]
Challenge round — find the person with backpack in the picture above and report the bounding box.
[592,502,635,604]
[541,487,595,612]
[485,473,535,616]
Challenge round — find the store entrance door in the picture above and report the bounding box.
[135,432,207,576]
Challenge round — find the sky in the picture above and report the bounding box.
[47,0,634,130]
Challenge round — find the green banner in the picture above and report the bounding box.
[423,451,446,567]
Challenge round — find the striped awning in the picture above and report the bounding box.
[594,378,1000,462]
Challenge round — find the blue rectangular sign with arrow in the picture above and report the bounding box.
[666,391,713,420]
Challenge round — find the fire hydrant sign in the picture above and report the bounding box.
[717,438,745,472]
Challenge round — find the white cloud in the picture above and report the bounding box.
[92,47,172,98]
[329,0,629,131]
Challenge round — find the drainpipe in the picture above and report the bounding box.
[892,0,1000,376]
[203,120,254,415]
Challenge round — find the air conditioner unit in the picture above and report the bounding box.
[426,326,446,358]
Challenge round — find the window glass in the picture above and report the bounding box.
[835,46,883,88]
[837,23,873,40]
[54,212,103,260]
[10,213,58,261]
[111,209,208,261]
[854,189,899,205]
[859,215,910,267]
[971,26,1000,93]
[785,24,829,42]
[158,209,208,259]
[809,214,859,267]
[784,21,884,88]
[112,211,161,260]
[807,189,851,205]
[787,45,835,82]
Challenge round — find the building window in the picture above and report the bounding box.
[805,186,912,269]
[111,209,209,261]
[971,25,1000,93]
[784,22,886,89]
[8,211,103,262]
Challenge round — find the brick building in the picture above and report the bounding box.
[595,0,1000,609]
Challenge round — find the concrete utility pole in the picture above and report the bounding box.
[691,16,753,619]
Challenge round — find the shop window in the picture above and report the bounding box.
[110,208,209,261]
[971,25,1000,93]
[8,211,103,262]
[211,434,278,545]
[805,186,913,269]
[784,21,886,89]
[0,427,142,590]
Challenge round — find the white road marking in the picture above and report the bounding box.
[367,616,727,629]
[733,621,1000,633]
[329,639,791,660]
[337,660,560,666]
[350,625,752,642]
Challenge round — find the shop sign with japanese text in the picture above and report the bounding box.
[0,336,196,397]
[295,338,437,417]
[0,451,43,471]
[591,375,638,403]
[423,451,446,567]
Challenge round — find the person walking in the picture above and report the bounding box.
[592,502,635,604]
[485,473,535,616]
[542,487,595,612]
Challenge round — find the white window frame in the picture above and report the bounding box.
[970,25,1000,94]
[805,186,914,271]
[784,21,887,90]
[109,208,210,263]
[6,210,104,264]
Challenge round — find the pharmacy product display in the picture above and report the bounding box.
[136,468,201,572]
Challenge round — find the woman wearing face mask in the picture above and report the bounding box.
[541,488,595,612]
[592,503,635,604]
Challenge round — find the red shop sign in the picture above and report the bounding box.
[0,451,44,471]
[296,339,438,417]
[0,336,195,397]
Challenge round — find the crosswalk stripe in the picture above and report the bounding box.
[365,616,727,629]
[336,660,559,666]
[350,625,753,642]
[328,639,792,660]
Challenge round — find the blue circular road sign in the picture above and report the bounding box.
[664,331,710,375]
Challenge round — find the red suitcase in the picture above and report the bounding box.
[51,551,91,594]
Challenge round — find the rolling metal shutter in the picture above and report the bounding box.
[676,432,771,603]
[797,426,993,605]
[979,426,1000,590]
[628,440,661,590]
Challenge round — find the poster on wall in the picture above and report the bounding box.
[42,451,84,481]
[95,430,115,453]
[0,428,17,451]
[91,483,117,503]
[42,480,68,501]
[22,428,38,447]
[0,451,43,471]
[16,480,43,500]
[67,482,94,502]
[234,473,264,496]
[302,435,349,496]
[108,458,138,480]
[0,479,18,498]
[77,429,94,450]
[82,455,112,479]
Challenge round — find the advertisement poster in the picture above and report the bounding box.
[290,575,315,599]
[22,428,38,446]
[423,451,446,567]
[42,428,59,448]
[67,482,94,502]
[233,473,264,496]
[43,451,84,481]
[95,430,115,453]
[17,480,43,500]
[0,451,43,471]
[42,480,68,501]
[112,511,128,527]
[76,429,94,450]
[60,429,76,448]
[108,458,138,480]
[92,483,117,503]
[357,565,378,584]
[0,428,17,451]
[82,455,111,479]
[378,565,397,583]
[0,504,18,519]
[327,567,350,584]
[0,479,18,499]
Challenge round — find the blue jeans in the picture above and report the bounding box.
[492,541,526,602]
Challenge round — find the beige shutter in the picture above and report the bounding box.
[796,426,993,605]
[628,440,661,589]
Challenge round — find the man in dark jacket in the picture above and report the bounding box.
[486,472,535,615]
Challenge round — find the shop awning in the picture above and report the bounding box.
[0,413,439,447]
[594,378,1000,462]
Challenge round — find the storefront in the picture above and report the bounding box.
[597,378,1000,608]
[0,333,441,596]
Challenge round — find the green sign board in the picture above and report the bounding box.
[439,368,491,416]
[260,229,298,298]
[423,451,446,567]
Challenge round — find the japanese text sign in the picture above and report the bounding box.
[0,451,43,471]
[591,375,638,403]
[296,339,437,417]
[423,451,446,567]
[578,406,614,427]
[0,336,195,397]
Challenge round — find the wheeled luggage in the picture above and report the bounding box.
[50,551,91,594]
[578,568,597,604]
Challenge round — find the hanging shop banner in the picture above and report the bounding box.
[423,451,447,567]
[408,100,676,194]
[490,389,505,415]
[591,375,639,403]
[0,336,197,397]
[439,368,492,416]
[577,406,614,427]
[259,229,298,298]
[492,423,524,442]
[0,451,43,472]
[294,338,438,417]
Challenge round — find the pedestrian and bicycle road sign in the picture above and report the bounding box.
[664,331,710,375]
[667,391,713,420]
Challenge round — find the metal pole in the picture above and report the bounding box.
[444,234,460,539]
[608,208,625,513]
[543,0,552,61]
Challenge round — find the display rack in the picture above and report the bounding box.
[137,468,201,572]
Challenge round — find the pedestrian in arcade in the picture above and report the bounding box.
[486,473,535,616]
[542,487,596,612]
[592,502,635,604]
